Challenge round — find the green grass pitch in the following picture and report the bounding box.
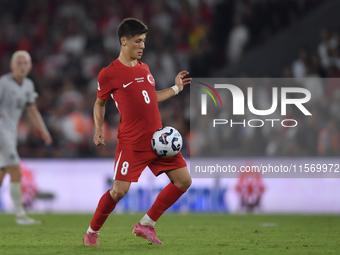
[0,214,339,255]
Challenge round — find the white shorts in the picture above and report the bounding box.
[0,132,20,168]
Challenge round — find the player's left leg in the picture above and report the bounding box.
[134,167,191,244]
[5,164,41,225]
[145,166,191,222]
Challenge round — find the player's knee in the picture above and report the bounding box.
[183,178,192,190]
[177,177,192,190]
[110,188,128,201]
[15,172,22,181]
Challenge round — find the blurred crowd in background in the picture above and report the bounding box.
[0,0,338,158]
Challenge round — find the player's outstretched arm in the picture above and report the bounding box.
[26,104,52,145]
[93,98,107,146]
[156,70,191,102]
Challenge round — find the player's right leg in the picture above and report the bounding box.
[5,164,41,225]
[83,180,131,246]
[84,149,152,246]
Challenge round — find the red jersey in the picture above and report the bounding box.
[97,59,162,151]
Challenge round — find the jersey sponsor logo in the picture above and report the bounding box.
[135,77,144,83]
[97,82,100,90]
[147,74,155,85]
[123,81,133,88]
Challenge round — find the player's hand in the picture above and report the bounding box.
[93,129,105,146]
[42,132,52,145]
[175,70,191,92]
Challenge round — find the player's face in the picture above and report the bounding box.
[11,55,32,78]
[126,34,146,60]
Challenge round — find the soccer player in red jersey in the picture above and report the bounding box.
[83,18,192,246]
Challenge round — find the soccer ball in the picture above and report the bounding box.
[151,126,183,157]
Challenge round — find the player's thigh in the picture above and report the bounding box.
[113,149,154,182]
[0,137,20,172]
[4,164,21,182]
[148,152,187,176]
[165,167,192,190]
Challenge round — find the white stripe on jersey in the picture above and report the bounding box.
[113,150,123,180]
[111,94,121,114]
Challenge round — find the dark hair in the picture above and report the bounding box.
[117,18,148,45]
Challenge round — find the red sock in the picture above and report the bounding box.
[90,190,118,231]
[147,182,186,222]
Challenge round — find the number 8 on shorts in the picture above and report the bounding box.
[121,161,129,175]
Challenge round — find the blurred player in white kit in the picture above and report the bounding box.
[0,51,52,224]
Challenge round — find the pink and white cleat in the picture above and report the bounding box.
[132,222,163,245]
[83,232,99,246]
